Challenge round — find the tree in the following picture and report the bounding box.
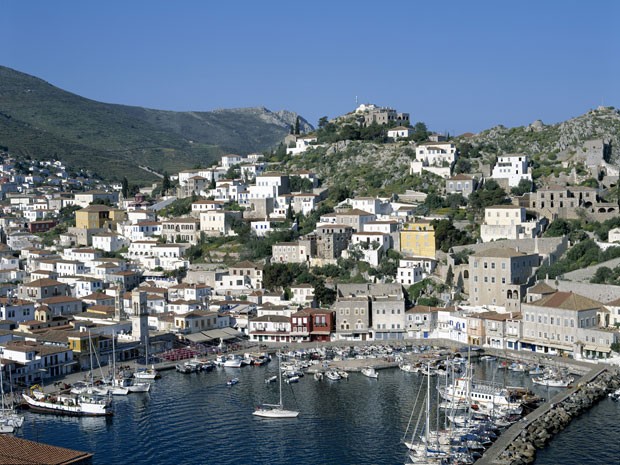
[511,179,533,196]
[162,172,171,195]
[445,265,454,287]
[318,116,329,129]
[591,266,613,284]
[468,179,508,212]
[121,177,129,199]
[411,122,429,142]
[294,116,301,135]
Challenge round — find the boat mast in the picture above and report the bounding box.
[278,353,283,408]
[0,348,5,412]
[112,331,116,380]
[88,330,94,386]
[425,362,430,457]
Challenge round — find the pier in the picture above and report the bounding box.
[475,365,620,465]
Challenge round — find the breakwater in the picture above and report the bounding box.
[476,366,620,465]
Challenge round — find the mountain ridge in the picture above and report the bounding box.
[0,66,312,183]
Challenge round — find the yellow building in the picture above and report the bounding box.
[75,205,126,230]
[399,220,436,258]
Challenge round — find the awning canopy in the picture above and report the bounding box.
[584,345,611,353]
[183,328,244,343]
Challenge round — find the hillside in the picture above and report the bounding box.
[0,66,312,183]
[282,107,620,197]
[455,106,620,181]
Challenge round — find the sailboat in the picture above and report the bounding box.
[0,353,23,433]
[134,340,159,380]
[71,331,109,396]
[253,354,299,418]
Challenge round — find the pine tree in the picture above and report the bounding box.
[162,171,171,195]
[121,177,129,199]
[445,265,454,287]
[294,116,300,135]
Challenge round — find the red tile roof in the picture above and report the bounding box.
[0,435,92,464]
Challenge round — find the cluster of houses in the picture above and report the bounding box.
[2,107,620,386]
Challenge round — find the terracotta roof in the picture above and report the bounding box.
[473,248,532,258]
[448,174,473,181]
[41,296,82,305]
[0,435,92,464]
[336,208,374,217]
[530,291,604,311]
[23,278,64,287]
[231,260,263,270]
[528,282,556,295]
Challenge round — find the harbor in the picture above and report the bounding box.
[5,340,618,465]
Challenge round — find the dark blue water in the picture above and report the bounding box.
[16,360,610,465]
[19,364,431,465]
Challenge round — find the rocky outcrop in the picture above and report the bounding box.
[500,369,620,465]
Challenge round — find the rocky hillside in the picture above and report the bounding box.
[0,66,312,183]
[285,141,430,198]
[456,106,620,170]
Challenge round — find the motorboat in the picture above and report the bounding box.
[313,372,323,381]
[224,356,243,368]
[361,367,378,379]
[227,378,239,386]
[325,371,341,381]
[265,375,278,384]
[285,376,300,384]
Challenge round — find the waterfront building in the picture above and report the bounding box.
[521,291,619,358]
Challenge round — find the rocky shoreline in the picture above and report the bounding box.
[497,368,620,465]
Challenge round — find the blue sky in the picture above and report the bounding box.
[2,1,619,134]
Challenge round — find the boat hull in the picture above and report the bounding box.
[22,394,112,416]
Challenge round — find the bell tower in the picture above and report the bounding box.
[131,289,149,346]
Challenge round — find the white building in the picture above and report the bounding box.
[480,205,541,242]
[92,232,130,252]
[491,155,532,187]
[387,126,413,140]
[409,142,457,179]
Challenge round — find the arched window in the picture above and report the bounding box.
[507,290,513,299]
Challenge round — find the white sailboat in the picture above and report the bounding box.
[253,354,299,419]
[0,350,23,432]
[134,341,158,380]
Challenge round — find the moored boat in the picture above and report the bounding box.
[361,367,378,379]
[22,390,112,416]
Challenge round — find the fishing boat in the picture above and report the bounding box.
[399,363,418,373]
[22,387,112,416]
[325,371,341,381]
[253,354,299,418]
[223,355,243,368]
[532,374,573,388]
[361,367,378,379]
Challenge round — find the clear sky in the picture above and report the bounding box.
[2,1,619,134]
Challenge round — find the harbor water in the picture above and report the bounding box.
[14,359,617,465]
